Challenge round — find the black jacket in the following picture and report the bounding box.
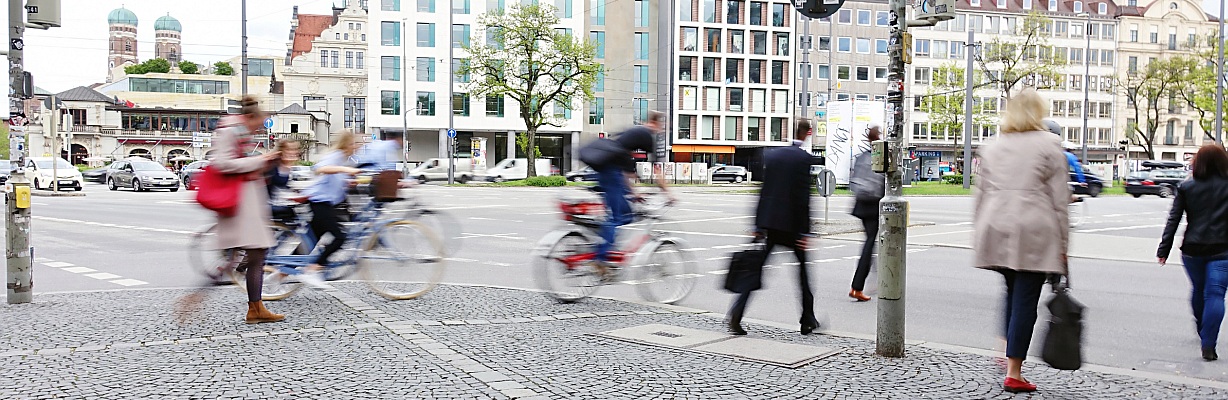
[755,145,813,235]
[1158,177,1228,258]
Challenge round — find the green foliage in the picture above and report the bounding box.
[0,124,8,158]
[76,165,89,172]
[178,61,200,74]
[1117,57,1183,160]
[919,63,993,174]
[515,133,543,158]
[123,58,172,75]
[462,4,600,177]
[940,174,970,185]
[296,160,315,166]
[978,13,1067,99]
[524,176,567,187]
[213,61,235,76]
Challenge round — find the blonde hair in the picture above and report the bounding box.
[275,138,300,152]
[1000,89,1049,134]
[331,130,357,152]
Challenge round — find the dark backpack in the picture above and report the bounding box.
[578,138,626,169]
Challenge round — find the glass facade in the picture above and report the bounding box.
[128,78,229,94]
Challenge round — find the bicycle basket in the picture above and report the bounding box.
[560,201,606,226]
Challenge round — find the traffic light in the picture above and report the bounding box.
[792,0,846,19]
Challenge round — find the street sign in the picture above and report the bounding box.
[792,0,845,19]
[817,169,837,197]
[263,117,274,129]
[447,129,456,138]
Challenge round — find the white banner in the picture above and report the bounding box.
[471,137,487,173]
[825,100,886,184]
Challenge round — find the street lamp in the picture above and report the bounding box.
[1079,12,1091,162]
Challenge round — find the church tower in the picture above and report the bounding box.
[107,7,138,81]
[154,13,182,66]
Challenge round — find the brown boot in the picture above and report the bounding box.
[245,301,285,324]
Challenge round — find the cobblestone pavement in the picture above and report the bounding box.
[3,283,1227,399]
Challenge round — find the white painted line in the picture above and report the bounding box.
[843,256,860,260]
[84,272,122,280]
[705,256,732,261]
[907,248,928,253]
[709,269,729,275]
[626,215,752,227]
[910,229,974,238]
[657,229,754,238]
[677,208,724,213]
[681,248,708,252]
[42,262,73,268]
[823,245,846,249]
[527,211,557,215]
[710,245,741,249]
[468,217,523,223]
[1076,224,1165,233]
[443,257,478,263]
[481,261,513,267]
[816,259,840,263]
[430,205,508,210]
[109,279,148,287]
[62,267,97,274]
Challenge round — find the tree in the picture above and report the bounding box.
[976,12,1067,100]
[1169,34,1225,143]
[1117,58,1180,160]
[213,61,235,76]
[123,58,172,75]
[459,4,600,177]
[919,63,992,175]
[178,60,199,74]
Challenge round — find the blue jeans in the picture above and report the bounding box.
[998,269,1048,359]
[1182,252,1228,349]
[595,166,632,262]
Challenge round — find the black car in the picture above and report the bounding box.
[711,166,749,183]
[82,165,110,183]
[1070,169,1104,197]
[565,166,598,182]
[0,160,10,185]
[107,159,180,192]
[1125,167,1188,198]
[181,161,209,190]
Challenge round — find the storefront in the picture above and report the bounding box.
[913,150,944,181]
[671,144,735,165]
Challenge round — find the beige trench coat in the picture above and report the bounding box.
[211,126,274,250]
[972,130,1070,275]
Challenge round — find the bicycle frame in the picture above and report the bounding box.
[541,204,667,271]
[264,199,399,275]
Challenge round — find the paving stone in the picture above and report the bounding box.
[237,333,268,339]
[442,320,467,326]
[471,371,512,383]
[500,388,540,398]
[529,316,556,322]
[463,319,491,325]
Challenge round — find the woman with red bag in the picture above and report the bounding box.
[212,96,284,323]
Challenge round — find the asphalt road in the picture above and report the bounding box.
[13,182,1224,382]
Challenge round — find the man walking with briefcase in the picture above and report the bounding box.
[726,120,820,336]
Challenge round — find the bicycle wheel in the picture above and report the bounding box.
[187,224,242,285]
[533,231,601,303]
[634,239,698,304]
[359,220,447,300]
[229,223,307,301]
[408,209,461,257]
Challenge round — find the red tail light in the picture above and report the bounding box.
[1141,180,1155,186]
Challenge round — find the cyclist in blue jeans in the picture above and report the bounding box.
[592,111,675,278]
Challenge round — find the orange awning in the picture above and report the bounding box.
[672,144,735,154]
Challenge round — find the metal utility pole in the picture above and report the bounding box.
[799,16,811,121]
[446,3,455,185]
[1080,13,1090,161]
[962,30,973,190]
[827,17,834,107]
[49,95,57,191]
[241,0,248,95]
[7,0,31,304]
[1218,0,1225,142]
[402,18,409,154]
[878,0,912,358]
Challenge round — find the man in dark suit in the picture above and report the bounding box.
[728,119,820,336]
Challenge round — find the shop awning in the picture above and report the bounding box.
[672,144,735,154]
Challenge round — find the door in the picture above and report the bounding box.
[117,162,133,186]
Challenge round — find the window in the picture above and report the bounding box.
[417,57,435,81]
[749,60,762,83]
[914,39,930,57]
[817,65,830,79]
[1101,50,1113,66]
[1047,0,1056,10]
[356,51,364,69]
[1054,21,1068,37]
[331,51,339,68]
[381,56,401,81]
[453,24,470,48]
[383,0,401,10]
[344,51,353,68]
[1130,25,1138,42]
[771,61,785,84]
[344,98,365,130]
[1189,28,1199,47]
[417,23,435,47]
[594,68,605,91]
[381,91,400,115]
[704,0,717,22]
[818,36,830,51]
[637,32,651,59]
[589,98,604,124]
[856,38,870,54]
[913,67,931,84]
[874,67,887,81]
[416,92,436,116]
[837,9,850,24]
[1099,2,1108,14]
[678,115,694,139]
[771,3,785,26]
[725,59,739,82]
[486,95,504,117]
[836,93,850,101]
[875,39,888,54]
[1128,56,1138,73]
[1070,48,1083,65]
[679,57,694,80]
[382,22,401,46]
[320,50,328,67]
[1150,26,1158,43]
[703,57,717,81]
[950,41,964,59]
[724,117,738,140]
[454,93,471,116]
[997,0,1006,7]
[837,65,850,80]
[727,0,741,24]
[592,0,606,24]
[750,2,764,25]
[933,40,948,58]
[487,0,504,11]
[855,93,870,101]
[1073,1,1082,12]
[705,29,720,53]
[856,67,869,81]
[454,0,471,13]
[634,0,648,26]
[730,31,744,53]
[777,33,789,56]
[1170,1,1178,9]
[770,118,784,141]
[706,87,721,111]
[1186,122,1195,140]
[798,64,810,79]
[1169,32,1178,50]
[418,0,433,11]
[634,65,649,92]
[754,31,767,54]
[555,0,572,17]
[857,10,870,25]
[453,58,470,82]
[838,37,851,52]
[591,31,606,57]
[747,117,761,140]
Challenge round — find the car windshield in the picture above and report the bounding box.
[131,162,165,171]
[34,159,74,169]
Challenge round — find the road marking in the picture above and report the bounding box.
[469,217,524,223]
[84,272,122,280]
[677,208,724,213]
[910,229,974,238]
[109,279,148,287]
[626,215,752,227]
[843,256,860,260]
[32,216,194,234]
[907,248,929,253]
[709,269,729,275]
[42,262,73,268]
[62,267,97,274]
[816,259,841,263]
[681,248,708,252]
[430,205,508,210]
[823,245,846,249]
[527,211,557,215]
[482,261,513,267]
[456,233,523,240]
[710,245,741,249]
[444,257,478,263]
[1076,224,1165,233]
[657,229,753,238]
[705,256,731,261]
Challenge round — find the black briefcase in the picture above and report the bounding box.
[1042,276,1085,370]
[723,243,767,293]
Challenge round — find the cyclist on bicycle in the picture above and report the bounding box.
[582,111,675,277]
[1043,119,1085,185]
[297,130,363,288]
[356,130,406,172]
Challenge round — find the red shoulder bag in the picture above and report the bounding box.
[194,135,249,217]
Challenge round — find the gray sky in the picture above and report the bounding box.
[11,0,338,93]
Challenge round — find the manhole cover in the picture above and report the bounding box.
[594,324,841,368]
[596,324,728,348]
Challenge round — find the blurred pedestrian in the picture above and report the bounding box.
[295,130,363,289]
[848,124,884,302]
[727,119,820,336]
[268,138,301,225]
[1157,144,1228,361]
[972,89,1070,393]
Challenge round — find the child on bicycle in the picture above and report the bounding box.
[297,130,363,288]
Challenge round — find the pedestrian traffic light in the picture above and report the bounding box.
[791,0,846,20]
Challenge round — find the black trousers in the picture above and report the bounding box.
[729,229,817,325]
[999,269,1048,359]
[309,201,347,266]
[851,214,879,291]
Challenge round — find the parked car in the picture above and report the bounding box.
[0,160,10,185]
[711,166,749,183]
[290,165,313,181]
[180,161,209,190]
[82,165,111,183]
[1125,165,1188,198]
[565,166,598,182]
[1071,169,1104,197]
[108,159,180,192]
[25,157,83,191]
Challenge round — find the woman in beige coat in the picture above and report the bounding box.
[972,89,1070,393]
[212,96,284,323]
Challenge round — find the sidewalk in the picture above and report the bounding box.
[2,283,1224,399]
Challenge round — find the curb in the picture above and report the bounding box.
[22,282,1228,390]
[30,191,85,197]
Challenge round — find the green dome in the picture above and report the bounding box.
[154,14,181,32]
[107,7,138,26]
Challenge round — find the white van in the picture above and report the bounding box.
[484,158,554,182]
[408,158,474,183]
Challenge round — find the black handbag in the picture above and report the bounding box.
[723,241,767,293]
[578,138,626,169]
[1042,274,1085,371]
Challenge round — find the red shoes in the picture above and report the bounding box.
[848,290,871,302]
[1004,377,1036,393]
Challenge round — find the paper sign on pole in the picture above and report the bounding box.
[824,100,886,184]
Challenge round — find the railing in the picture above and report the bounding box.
[102,129,199,138]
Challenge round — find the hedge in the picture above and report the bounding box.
[524,176,567,187]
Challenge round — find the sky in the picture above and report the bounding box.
[8,0,339,93]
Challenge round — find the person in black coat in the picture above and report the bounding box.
[848,125,885,302]
[727,119,820,336]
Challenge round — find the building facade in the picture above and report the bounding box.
[154,14,183,66]
[107,7,140,82]
[282,1,372,151]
